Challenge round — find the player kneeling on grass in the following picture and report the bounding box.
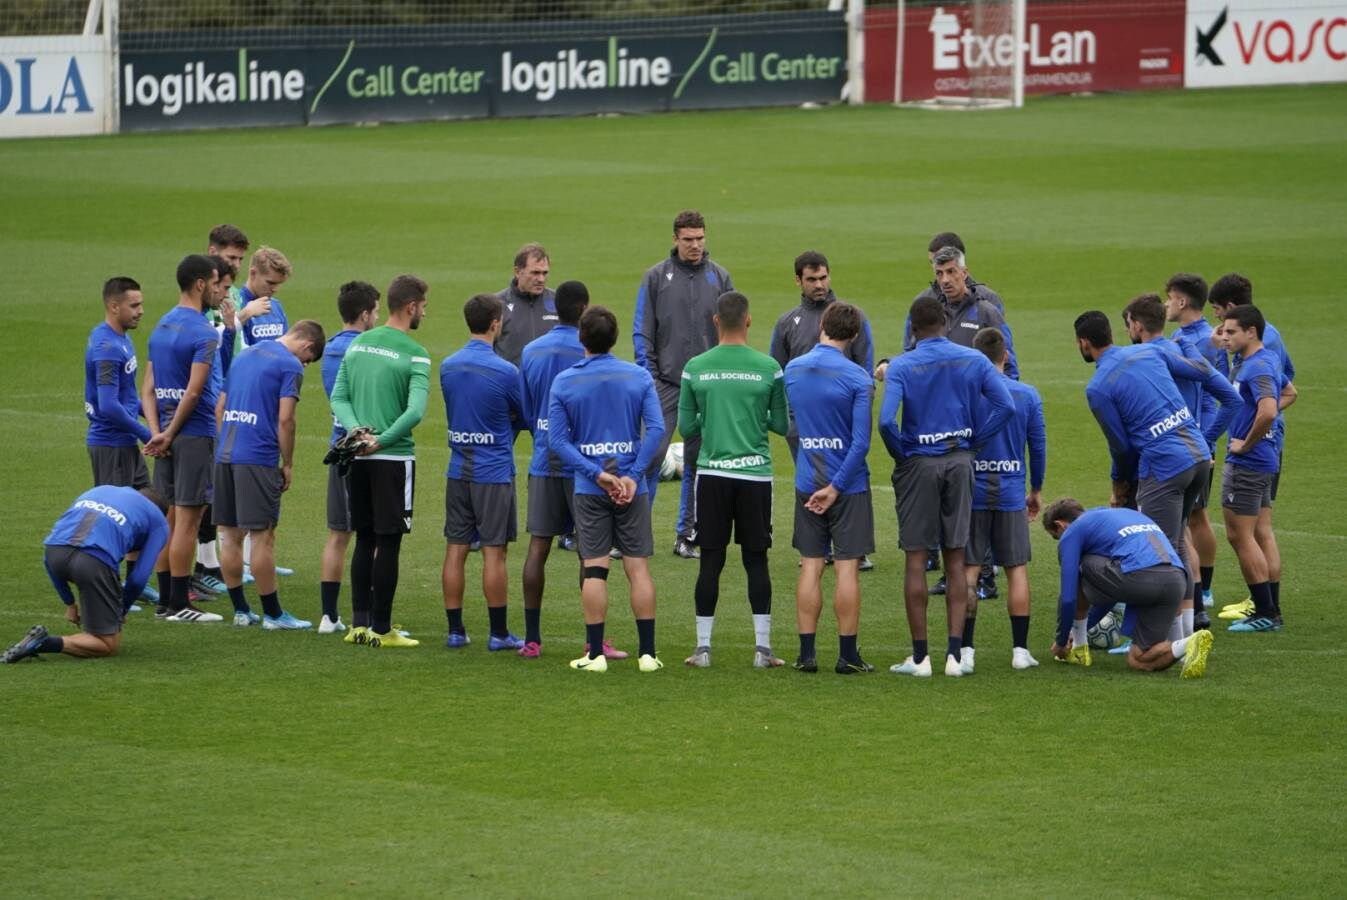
[547,306,666,672]
[3,486,169,663]
[1041,498,1212,678]
[782,302,876,675]
[964,327,1047,673]
[214,321,325,630]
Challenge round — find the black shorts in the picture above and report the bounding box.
[1080,555,1185,650]
[348,458,415,535]
[966,509,1032,568]
[88,444,149,489]
[574,492,654,559]
[213,463,283,531]
[1222,463,1274,517]
[1191,461,1215,511]
[693,474,773,552]
[1136,461,1207,549]
[792,490,874,560]
[153,434,214,507]
[526,474,574,538]
[44,545,122,636]
[893,451,973,551]
[443,479,517,546]
[326,464,353,532]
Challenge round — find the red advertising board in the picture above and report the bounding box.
[864,0,1185,102]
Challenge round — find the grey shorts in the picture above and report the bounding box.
[44,545,122,636]
[88,444,149,489]
[1136,461,1208,548]
[574,492,654,559]
[1080,554,1185,651]
[893,451,973,551]
[966,508,1032,568]
[326,464,352,532]
[213,463,283,530]
[153,434,214,507]
[1191,461,1215,511]
[792,490,875,561]
[444,478,517,546]
[1222,463,1274,517]
[526,474,575,538]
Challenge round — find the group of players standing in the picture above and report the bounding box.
[4,216,1294,680]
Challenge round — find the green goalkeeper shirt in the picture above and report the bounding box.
[330,325,431,460]
[678,343,788,481]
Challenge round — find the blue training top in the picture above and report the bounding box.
[147,305,219,439]
[44,485,169,611]
[238,285,289,346]
[520,324,585,478]
[84,322,150,447]
[439,340,525,484]
[1149,334,1238,455]
[217,340,303,467]
[1054,506,1183,646]
[783,343,873,495]
[1175,318,1230,452]
[322,328,361,447]
[972,376,1046,512]
[1226,347,1283,474]
[547,353,665,496]
[1233,320,1293,448]
[879,336,1013,460]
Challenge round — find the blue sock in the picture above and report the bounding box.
[838,633,857,662]
[227,586,250,614]
[524,607,541,644]
[947,636,962,661]
[912,639,928,664]
[585,622,605,659]
[799,632,816,659]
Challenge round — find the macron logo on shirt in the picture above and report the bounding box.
[1118,523,1163,537]
[155,387,186,400]
[223,409,258,426]
[974,459,1021,473]
[580,440,634,455]
[918,428,972,445]
[1147,406,1192,439]
[450,430,496,445]
[800,437,843,450]
[75,499,127,527]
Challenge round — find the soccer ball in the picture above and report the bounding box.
[659,442,684,482]
[1087,611,1124,650]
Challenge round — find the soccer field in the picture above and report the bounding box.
[2,84,1346,896]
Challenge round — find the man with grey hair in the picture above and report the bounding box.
[494,243,558,366]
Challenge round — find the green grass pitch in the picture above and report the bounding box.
[2,84,1346,896]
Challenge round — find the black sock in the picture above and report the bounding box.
[38,635,64,654]
[259,591,283,619]
[369,532,402,635]
[170,575,191,611]
[320,581,340,621]
[838,633,857,662]
[1010,615,1030,649]
[156,570,170,603]
[912,639,928,664]
[1200,566,1214,594]
[962,616,977,649]
[1248,581,1274,617]
[799,632,816,660]
[1270,581,1280,614]
[227,586,250,614]
[350,530,375,628]
[524,607,541,645]
[203,565,222,580]
[487,604,508,638]
[947,635,962,661]
[636,618,655,658]
[585,622,605,659]
[446,607,465,634]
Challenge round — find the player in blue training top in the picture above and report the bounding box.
[963,327,1046,673]
[782,301,876,676]
[548,305,666,673]
[1164,272,1229,612]
[2,486,169,663]
[235,246,292,347]
[880,296,1014,678]
[318,280,381,635]
[86,277,152,489]
[439,294,527,651]
[1041,498,1213,678]
[141,254,225,624]
[1218,305,1297,633]
[214,320,325,630]
[517,281,605,659]
[1122,293,1239,632]
[1075,309,1231,643]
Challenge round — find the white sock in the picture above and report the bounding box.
[752,613,772,649]
[196,540,219,569]
[1168,616,1184,642]
[1171,636,1189,659]
[695,615,715,648]
[243,533,253,567]
[1182,609,1194,636]
[1071,621,1088,647]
